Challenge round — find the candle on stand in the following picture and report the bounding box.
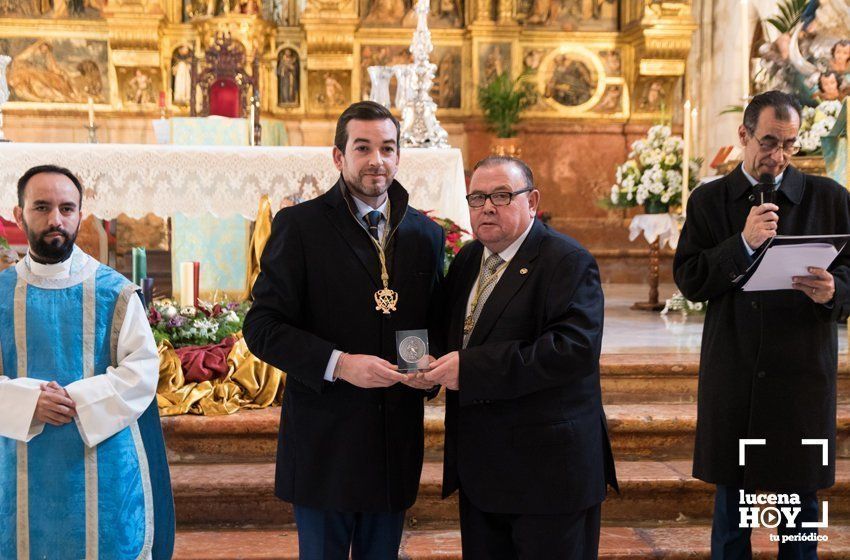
[682,100,692,217]
[193,261,200,307]
[141,277,154,309]
[248,96,256,146]
[131,247,147,286]
[180,262,195,307]
[87,97,95,128]
[741,0,750,101]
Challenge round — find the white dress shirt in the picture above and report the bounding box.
[465,219,535,318]
[0,248,159,447]
[323,194,390,382]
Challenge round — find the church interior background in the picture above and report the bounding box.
[1,0,850,556]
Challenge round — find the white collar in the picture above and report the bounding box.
[25,245,78,279]
[483,219,535,262]
[351,194,389,222]
[741,166,784,189]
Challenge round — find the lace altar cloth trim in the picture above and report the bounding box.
[0,144,470,229]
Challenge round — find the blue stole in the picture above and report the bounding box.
[0,250,174,560]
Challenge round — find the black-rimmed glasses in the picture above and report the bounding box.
[466,187,533,208]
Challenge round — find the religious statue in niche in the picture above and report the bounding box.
[542,54,595,107]
[171,46,193,106]
[4,38,107,103]
[277,48,300,106]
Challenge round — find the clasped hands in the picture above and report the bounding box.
[35,381,77,426]
[334,351,461,391]
[743,204,835,304]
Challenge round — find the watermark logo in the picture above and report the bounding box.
[737,438,829,543]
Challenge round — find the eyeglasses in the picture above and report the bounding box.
[747,129,800,156]
[466,187,533,208]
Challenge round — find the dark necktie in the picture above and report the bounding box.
[364,210,382,241]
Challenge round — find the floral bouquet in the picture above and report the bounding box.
[424,212,471,272]
[608,125,701,213]
[796,100,841,154]
[148,299,252,348]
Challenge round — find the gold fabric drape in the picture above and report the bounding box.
[243,195,274,301]
[156,333,285,416]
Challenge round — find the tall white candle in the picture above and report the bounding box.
[87,97,94,128]
[741,0,750,101]
[682,100,692,217]
[180,261,195,307]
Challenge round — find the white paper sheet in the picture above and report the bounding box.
[741,243,838,291]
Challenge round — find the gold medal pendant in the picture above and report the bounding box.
[375,287,399,315]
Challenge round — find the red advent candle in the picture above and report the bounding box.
[158,91,166,108]
[193,261,200,307]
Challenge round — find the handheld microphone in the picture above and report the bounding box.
[755,173,776,205]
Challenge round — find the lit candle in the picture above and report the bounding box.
[87,96,95,128]
[180,262,195,307]
[741,0,750,102]
[682,100,691,217]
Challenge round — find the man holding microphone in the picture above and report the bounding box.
[674,90,850,559]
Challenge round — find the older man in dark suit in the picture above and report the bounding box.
[424,156,618,560]
[243,101,445,560]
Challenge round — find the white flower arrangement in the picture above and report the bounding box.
[660,291,706,316]
[796,100,841,154]
[609,125,700,210]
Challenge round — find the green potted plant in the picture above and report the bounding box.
[477,71,537,157]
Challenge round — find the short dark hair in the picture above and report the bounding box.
[17,165,84,208]
[820,70,842,88]
[831,39,850,58]
[472,156,535,190]
[743,90,802,133]
[334,101,401,153]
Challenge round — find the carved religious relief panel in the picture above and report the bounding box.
[0,0,103,18]
[0,37,109,103]
[308,69,350,112]
[117,66,163,107]
[633,76,675,115]
[359,0,462,28]
[478,42,511,86]
[359,43,461,109]
[517,0,616,30]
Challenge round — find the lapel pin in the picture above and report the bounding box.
[519,268,528,275]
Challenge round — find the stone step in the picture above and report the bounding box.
[172,526,850,559]
[599,354,850,404]
[170,460,850,528]
[161,403,850,463]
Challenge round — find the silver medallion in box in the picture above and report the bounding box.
[396,329,430,373]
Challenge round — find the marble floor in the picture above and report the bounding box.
[601,283,849,355]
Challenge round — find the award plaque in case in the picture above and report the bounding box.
[396,329,430,373]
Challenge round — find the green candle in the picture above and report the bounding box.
[132,247,147,286]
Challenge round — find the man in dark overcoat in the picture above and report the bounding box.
[674,90,850,559]
[243,101,445,559]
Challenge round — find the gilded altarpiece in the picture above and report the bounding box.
[0,0,694,124]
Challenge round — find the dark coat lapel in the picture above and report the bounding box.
[466,220,545,348]
[324,178,381,289]
[448,242,484,349]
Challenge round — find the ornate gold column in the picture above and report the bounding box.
[621,0,697,120]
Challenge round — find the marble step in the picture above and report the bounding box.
[161,403,850,463]
[169,460,850,527]
[172,526,850,559]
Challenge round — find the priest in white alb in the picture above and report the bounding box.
[0,165,174,559]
